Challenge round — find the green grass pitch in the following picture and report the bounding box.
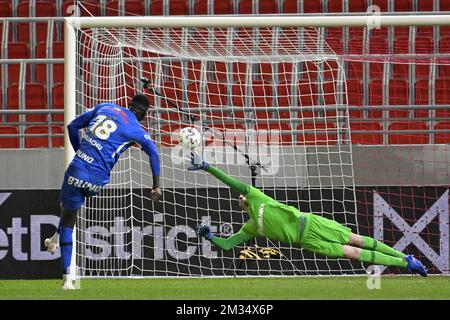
[0,276,449,300]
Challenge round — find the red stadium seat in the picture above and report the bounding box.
[418,0,434,11]
[255,123,292,145]
[369,36,388,54]
[194,0,234,14]
[6,42,30,83]
[325,37,343,54]
[283,0,322,13]
[348,0,367,12]
[371,0,388,12]
[347,61,363,79]
[167,61,202,82]
[439,63,450,78]
[414,79,430,118]
[388,79,409,119]
[0,126,19,148]
[7,84,48,123]
[368,79,383,118]
[388,122,429,145]
[232,81,273,118]
[349,122,383,145]
[106,0,145,16]
[153,82,182,122]
[276,63,294,82]
[348,37,364,55]
[441,0,450,10]
[7,85,19,122]
[368,61,385,79]
[187,82,229,119]
[238,0,278,14]
[0,1,11,17]
[282,0,298,12]
[297,122,337,145]
[303,0,323,13]
[394,0,413,11]
[17,1,56,43]
[277,80,317,119]
[435,122,450,144]
[277,81,293,118]
[394,36,434,54]
[25,84,48,122]
[36,42,65,84]
[439,37,450,53]
[326,0,368,17]
[392,62,430,79]
[298,81,318,118]
[435,79,450,117]
[62,0,101,16]
[346,80,364,118]
[7,42,29,59]
[322,81,338,118]
[327,0,343,12]
[25,125,64,148]
[150,0,188,15]
[52,83,64,122]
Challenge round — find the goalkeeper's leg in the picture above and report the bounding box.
[348,233,405,259]
[343,245,408,268]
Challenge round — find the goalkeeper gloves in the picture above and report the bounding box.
[188,152,209,171]
[197,223,214,240]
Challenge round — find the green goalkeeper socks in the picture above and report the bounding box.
[359,249,408,268]
[207,165,251,195]
[362,236,405,259]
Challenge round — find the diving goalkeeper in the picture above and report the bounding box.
[188,154,427,277]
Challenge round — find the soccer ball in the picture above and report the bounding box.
[178,127,202,149]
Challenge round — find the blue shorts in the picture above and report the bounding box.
[60,165,107,211]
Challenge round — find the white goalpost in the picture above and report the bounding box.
[64,15,450,278]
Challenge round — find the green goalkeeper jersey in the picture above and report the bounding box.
[240,186,307,245]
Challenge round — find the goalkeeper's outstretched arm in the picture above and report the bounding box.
[197,223,254,251]
[189,153,251,196]
[207,165,251,196]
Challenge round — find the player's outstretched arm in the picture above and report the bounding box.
[197,223,253,251]
[188,152,251,196]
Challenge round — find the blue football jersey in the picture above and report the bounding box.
[67,103,160,185]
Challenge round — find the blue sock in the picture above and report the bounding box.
[59,227,73,275]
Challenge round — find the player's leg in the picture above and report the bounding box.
[48,170,85,290]
[347,233,405,259]
[59,206,78,290]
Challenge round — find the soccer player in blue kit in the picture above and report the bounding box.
[44,94,161,290]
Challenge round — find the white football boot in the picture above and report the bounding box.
[62,274,77,290]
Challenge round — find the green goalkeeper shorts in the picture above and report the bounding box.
[299,213,352,258]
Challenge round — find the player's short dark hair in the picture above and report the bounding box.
[129,94,150,121]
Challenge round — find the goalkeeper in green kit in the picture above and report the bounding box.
[188,153,427,277]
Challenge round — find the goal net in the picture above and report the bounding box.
[71,22,362,277]
[67,17,449,277]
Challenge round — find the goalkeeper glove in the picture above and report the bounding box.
[197,223,214,240]
[188,152,209,171]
